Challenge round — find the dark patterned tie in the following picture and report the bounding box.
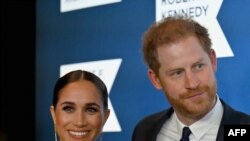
[180,127,191,141]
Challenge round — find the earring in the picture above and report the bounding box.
[55,132,58,141]
[54,127,58,141]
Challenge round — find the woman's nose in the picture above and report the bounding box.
[74,111,87,127]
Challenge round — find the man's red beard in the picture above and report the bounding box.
[167,80,217,119]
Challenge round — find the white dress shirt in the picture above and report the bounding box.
[157,96,223,141]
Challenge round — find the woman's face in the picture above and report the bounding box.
[50,80,110,141]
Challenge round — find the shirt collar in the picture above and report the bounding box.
[174,95,223,140]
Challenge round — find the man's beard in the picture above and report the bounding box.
[168,79,217,119]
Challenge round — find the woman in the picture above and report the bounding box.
[50,70,110,141]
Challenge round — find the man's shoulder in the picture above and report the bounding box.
[135,108,172,128]
[143,109,169,121]
[221,99,250,124]
[132,108,172,141]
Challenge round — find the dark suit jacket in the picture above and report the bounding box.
[132,99,250,141]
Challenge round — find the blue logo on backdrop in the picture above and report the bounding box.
[60,0,122,12]
[156,0,234,58]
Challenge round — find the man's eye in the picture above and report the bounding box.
[63,106,74,113]
[170,70,183,78]
[194,63,204,70]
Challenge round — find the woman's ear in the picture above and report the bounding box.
[50,105,56,125]
[148,69,162,90]
[103,109,110,125]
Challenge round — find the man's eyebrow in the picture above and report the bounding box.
[166,58,205,72]
[192,58,205,65]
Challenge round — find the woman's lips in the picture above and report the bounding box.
[69,130,89,139]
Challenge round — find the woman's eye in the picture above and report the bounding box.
[62,106,74,113]
[86,107,98,113]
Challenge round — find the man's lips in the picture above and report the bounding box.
[186,92,205,99]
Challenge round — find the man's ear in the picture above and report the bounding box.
[210,49,217,72]
[148,69,162,90]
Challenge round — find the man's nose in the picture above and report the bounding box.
[184,71,200,90]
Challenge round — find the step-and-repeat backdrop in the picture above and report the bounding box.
[36,0,250,140]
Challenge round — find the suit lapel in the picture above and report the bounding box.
[150,108,174,141]
[216,99,236,141]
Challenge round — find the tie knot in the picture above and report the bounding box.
[180,127,191,141]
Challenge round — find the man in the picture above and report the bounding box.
[132,16,250,141]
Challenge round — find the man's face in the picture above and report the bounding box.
[149,36,217,121]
